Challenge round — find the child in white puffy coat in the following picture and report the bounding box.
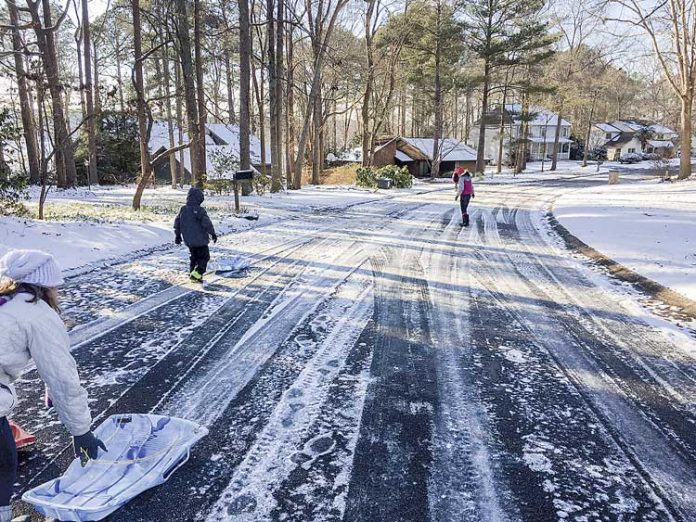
[0,249,105,522]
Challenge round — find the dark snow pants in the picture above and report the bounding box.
[188,246,210,275]
[460,195,471,222]
[0,418,17,511]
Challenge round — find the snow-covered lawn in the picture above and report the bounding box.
[482,158,683,182]
[0,218,173,274]
[554,177,696,301]
[0,183,425,273]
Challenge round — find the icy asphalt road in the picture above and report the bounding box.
[11,174,696,521]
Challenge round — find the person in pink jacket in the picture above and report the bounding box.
[454,170,475,227]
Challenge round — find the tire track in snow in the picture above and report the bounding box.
[469,206,677,520]
[486,205,696,518]
[422,208,515,522]
[57,191,431,333]
[269,321,376,521]
[203,273,374,521]
[162,238,367,426]
[344,218,443,521]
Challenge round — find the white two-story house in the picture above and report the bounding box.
[468,104,572,165]
[592,120,678,160]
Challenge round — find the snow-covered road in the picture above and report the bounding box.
[11,175,696,521]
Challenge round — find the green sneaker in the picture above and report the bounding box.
[190,269,203,283]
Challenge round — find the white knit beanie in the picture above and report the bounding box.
[0,249,64,288]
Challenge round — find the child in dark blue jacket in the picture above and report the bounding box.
[174,187,218,283]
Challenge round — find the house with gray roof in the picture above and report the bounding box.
[373,136,482,177]
[149,121,270,184]
[593,120,678,160]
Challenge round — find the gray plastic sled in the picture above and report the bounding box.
[213,254,251,277]
[22,414,208,521]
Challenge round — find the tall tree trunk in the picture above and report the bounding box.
[266,0,279,190]
[679,95,692,179]
[496,84,508,174]
[311,82,322,184]
[464,90,471,140]
[175,0,200,185]
[225,53,236,124]
[274,0,284,189]
[212,59,221,121]
[252,57,266,177]
[400,86,406,135]
[132,0,152,210]
[238,0,251,171]
[115,34,125,113]
[475,66,489,174]
[361,0,376,167]
[550,101,563,171]
[37,82,49,219]
[31,0,78,187]
[75,30,87,122]
[175,55,185,183]
[431,0,443,178]
[194,0,206,181]
[163,44,178,187]
[332,98,337,151]
[520,98,530,173]
[286,13,298,188]
[8,0,40,184]
[582,92,597,168]
[82,0,98,186]
[93,38,101,115]
[411,89,416,136]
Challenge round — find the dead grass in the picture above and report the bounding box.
[301,163,358,186]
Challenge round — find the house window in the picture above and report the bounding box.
[606,133,612,139]
[562,143,569,153]
[628,148,636,153]
[562,127,569,137]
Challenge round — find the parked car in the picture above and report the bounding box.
[618,153,642,164]
[641,152,659,160]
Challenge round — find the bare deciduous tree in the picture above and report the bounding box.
[609,0,696,178]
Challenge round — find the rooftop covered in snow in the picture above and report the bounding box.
[148,121,271,178]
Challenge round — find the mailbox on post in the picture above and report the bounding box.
[233,169,254,212]
[234,170,254,181]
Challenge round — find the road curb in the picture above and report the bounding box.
[546,207,696,322]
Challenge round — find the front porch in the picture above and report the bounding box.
[528,139,571,161]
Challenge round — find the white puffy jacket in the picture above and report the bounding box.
[0,292,92,436]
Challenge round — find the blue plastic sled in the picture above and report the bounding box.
[23,414,208,521]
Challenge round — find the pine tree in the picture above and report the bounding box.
[463,0,555,173]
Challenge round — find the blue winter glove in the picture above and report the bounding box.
[211,233,218,244]
[73,431,107,466]
[175,235,182,245]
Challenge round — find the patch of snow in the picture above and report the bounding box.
[554,177,696,301]
[500,346,526,364]
[0,217,172,272]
